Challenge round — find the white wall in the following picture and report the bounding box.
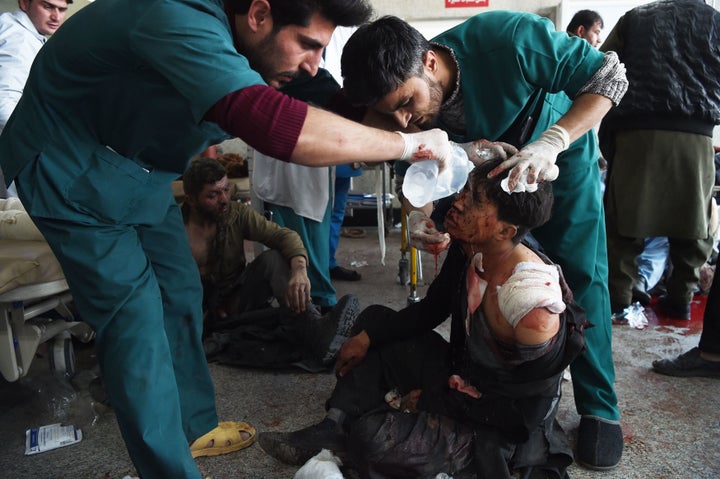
[369,0,559,22]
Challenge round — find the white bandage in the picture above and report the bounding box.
[496,262,566,328]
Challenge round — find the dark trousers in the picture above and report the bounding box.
[327,306,475,478]
[327,305,572,479]
[700,261,720,355]
[606,206,714,308]
[327,306,451,417]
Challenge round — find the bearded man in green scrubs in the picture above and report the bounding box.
[340,14,628,470]
[0,1,456,477]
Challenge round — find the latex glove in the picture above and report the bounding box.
[488,124,570,193]
[459,139,519,166]
[407,210,451,253]
[396,129,452,172]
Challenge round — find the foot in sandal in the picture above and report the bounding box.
[190,421,256,458]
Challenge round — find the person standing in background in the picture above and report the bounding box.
[325,26,363,282]
[653,143,720,377]
[0,0,71,198]
[329,162,363,281]
[254,26,363,309]
[566,9,604,48]
[600,0,720,321]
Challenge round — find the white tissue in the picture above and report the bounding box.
[500,170,538,194]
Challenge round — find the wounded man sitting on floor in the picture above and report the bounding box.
[259,159,590,478]
[182,157,359,372]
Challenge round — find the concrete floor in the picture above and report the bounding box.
[1,225,719,478]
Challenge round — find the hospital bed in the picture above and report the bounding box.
[0,200,93,382]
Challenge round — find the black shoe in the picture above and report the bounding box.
[301,294,361,366]
[652,347,720,378]
[576,416,623,470]
[631,279,652,306]
[654,294,690,320]
[330,266,362,281]
[89,376,112,408]
[258,418,347,466]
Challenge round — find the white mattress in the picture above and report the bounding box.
[0,239,65,296]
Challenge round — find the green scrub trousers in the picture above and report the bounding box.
[532,155,618,421]
[16,155,217,479]
[268,199,337,308]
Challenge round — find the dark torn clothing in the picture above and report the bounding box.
[330,243,589,478]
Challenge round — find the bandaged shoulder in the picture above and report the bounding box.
[576,51,628,106]
[496,262,566,328]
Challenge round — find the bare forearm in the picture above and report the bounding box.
[557,93,612,142]
[289,255,308,272]
[555,93,613,143]
[290,106,405,166]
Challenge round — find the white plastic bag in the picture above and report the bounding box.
[294,448,344,479]
[624,302,649,330]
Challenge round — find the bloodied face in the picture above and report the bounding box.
[443,176,505,246]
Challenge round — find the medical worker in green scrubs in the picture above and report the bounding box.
[0,1,455,477]
[341,14,628,470]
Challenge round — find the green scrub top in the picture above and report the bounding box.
[433,11,604,170]
[395,12,604,178]
[435,13,618,421]
[0,0,265,185]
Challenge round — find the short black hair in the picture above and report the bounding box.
[226,0,373,29]
[341,15,428,106]
[183,157,227,198]
[467,159,554,245]
[566,10,604,35]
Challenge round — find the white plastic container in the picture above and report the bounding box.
[402,142,474,207]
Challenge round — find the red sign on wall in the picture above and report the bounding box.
[445,0,489,7]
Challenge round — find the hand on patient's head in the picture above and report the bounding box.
[461,139,518,166]
[488,124,569,192]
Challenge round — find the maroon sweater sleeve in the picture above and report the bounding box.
[204,85,308,162]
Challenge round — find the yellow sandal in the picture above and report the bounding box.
[190,421,256,458]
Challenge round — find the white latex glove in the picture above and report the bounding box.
[459,139,519,166]
[407,210,451,253]
[489,124,570,193]
[396,129,452,172]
